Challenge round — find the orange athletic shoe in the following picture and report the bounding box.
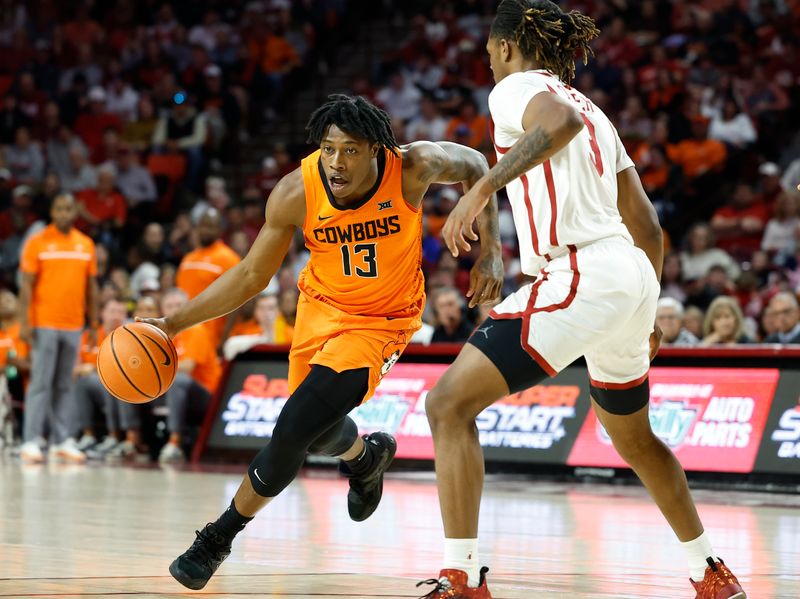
[416,567,492,598]
[691,558,747,599]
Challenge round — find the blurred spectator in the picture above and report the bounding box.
[105,77,140,123]
[660,252,687,303]
[198,64,242,151]
[704,96,757,149]
[18,193,98,464]
[129,223,169,297]
[0,95,31,145]
[74,86,122,160]
[376,71,422,123]
[46,125,88,182]
[121,96,159,153]
[59,143,97,193]
[0,185,36,242]
[431,286,472,343]
[223,293,280,359]
[176,208,240,347]
[0,289,30,405]
[445,98,488,149]
[76,165,127,243]
[683,305,706,340]
[248,157,281,198]
[275,287,297,344]
[701,296,753,345]
[159,288,221,464]
[681,223,740,281]
[711,183,770,256]
[656,298,700,346]
[667,118,727,180]
[406,95,448,142]
[4,126,44,185]
[73,298,141,460]
[761,193,799,253]
[762,292,800,343]
[152,93,207,190]
[112,145,157,210]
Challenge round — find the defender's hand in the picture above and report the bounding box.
[467,252,504,308]
[442,184,491,257]
[135,317,177,339]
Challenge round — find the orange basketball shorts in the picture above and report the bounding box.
[288,292,423,403]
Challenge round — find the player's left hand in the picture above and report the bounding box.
[649,323,663,361]
[442,184,491,257]
[467,252,504,308]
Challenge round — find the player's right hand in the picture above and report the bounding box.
[135,317,177,339]
[442,185,488,257]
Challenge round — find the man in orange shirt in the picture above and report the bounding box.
[176,207,240,347]
[19,193,98,463]
[158,288,221,464]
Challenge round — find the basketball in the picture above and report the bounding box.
[97,322,178,404]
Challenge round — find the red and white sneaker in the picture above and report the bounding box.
[691,558,746,599]
[416,567,492,598]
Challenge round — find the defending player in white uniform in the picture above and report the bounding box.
[417,2,747,599]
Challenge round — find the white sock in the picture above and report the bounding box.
[681,531,717,582]
[443,538,480,587]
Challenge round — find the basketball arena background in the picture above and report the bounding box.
[0,0,799,485]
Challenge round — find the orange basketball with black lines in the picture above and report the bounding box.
[97,322,178,404]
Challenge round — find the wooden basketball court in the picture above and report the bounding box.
[2,460,798,598]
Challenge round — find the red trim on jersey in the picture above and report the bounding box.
[589,371,649,391]
[542,160,558,246]
[530,247,579,315]
[488,119,511,154]
[519,173,541,256]
[489,246,580,376]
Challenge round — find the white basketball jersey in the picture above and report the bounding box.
[488,70,635,275]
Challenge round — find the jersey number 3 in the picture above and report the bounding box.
[581,114,604,177]
[341,243,377,278]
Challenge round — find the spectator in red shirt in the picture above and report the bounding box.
[711,183,771,257]
[76,165,127,239]
[74,87,122,162]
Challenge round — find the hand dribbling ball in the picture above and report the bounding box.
[97,322,177,404]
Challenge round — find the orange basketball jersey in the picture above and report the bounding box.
[298,149,425,319]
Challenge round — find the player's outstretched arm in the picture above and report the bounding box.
[406,141,504,306]
[139,169,305,337]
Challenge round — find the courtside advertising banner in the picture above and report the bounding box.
[206,355,796,475]
[567,368,780,473]
[753,370,800,474]
[207,360,592,463]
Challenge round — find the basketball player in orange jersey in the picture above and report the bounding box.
[139,94,503,590]
[417,2,746,599]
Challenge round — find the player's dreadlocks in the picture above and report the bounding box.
[491,0,600,83]
[306,94,400,156]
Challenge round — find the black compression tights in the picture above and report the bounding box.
[247,365,367,497]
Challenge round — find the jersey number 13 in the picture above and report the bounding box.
[340,243,377,278]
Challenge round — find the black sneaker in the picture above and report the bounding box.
[339,432,397,522]
[169,523,232,590]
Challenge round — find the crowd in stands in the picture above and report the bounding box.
[1,0,800,462]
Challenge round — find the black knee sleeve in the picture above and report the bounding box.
[308,415,359,456]
[248,366,368,497]
[590,378,650,416]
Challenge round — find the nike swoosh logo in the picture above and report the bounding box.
[318,215,333,220]
[143,334,172,366]
[253,468,266,485]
